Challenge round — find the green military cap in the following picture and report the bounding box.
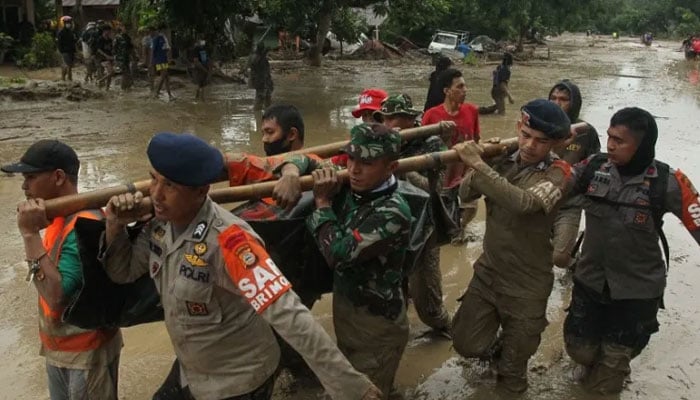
[341,123,401,161]
[374,94,422,120]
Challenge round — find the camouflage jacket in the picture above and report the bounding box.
[114,33,134,64]
[306,180,412,321]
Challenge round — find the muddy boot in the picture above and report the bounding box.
[583,342,633,395]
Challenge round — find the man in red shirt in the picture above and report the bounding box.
[422,68,481,242]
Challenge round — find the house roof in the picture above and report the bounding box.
[62,0,120,6]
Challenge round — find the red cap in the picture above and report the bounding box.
[351,88,388,118]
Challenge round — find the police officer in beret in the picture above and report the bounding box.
[101,132,381,400]
[451,99,572,393]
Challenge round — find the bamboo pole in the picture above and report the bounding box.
[44,122,452,218]
[44,121,586,218]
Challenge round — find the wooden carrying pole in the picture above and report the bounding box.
[44,122,586,218]
[205,137,519,205]
[43,122,452,219]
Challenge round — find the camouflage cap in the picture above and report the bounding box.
[374,94,422,118]
[341,123,401,161]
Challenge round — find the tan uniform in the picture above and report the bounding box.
[452,150,570,392]
[103,198,372,400]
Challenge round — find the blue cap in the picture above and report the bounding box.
[147,132,223,186]
[520,99,571,139]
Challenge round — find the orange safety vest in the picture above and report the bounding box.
[38,209,117,354]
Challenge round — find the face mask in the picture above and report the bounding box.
[198,40,206,46]
[264,137,291,156]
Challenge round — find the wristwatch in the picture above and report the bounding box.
[26,258,46,282]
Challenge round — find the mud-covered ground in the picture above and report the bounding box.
[1,33,699,400]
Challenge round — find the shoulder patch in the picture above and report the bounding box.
[675,169,700,231]
[551,159,572,181]
[218,225,291,314]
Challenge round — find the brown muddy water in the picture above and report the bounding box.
[1,33,700,399]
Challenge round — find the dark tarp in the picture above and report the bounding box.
[64,181,431,329]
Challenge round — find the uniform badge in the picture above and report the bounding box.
[152,226,166,241]
[192,221,208,240]
[186,302,209,316]
[634,211,649,224]
[149,241,163,256]
[236,246,257,267]
[194,242,207,256]
[184,254,208,267]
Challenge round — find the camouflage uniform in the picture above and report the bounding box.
[113,31,134,90]
[248,44,273,111]
[290,125,413,398]
[549,80,601,268]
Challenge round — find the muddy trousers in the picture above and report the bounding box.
[333,294,409,399]
[564,280,660,395]
[47,356,119,400]
[151,359,276,400]
[552,206,582,268]
[452,276,548,393]
[478,86,507,115]
[408,244,450,331]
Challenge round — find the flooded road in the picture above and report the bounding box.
[1,33,700,399]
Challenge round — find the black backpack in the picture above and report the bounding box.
[577,153,671,271]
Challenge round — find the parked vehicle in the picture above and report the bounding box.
[428,30,469,54]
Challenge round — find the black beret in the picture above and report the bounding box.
[520,98,571,139]
[147,132,223,186]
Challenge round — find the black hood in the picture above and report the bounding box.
[549,80,582,122]
[610,107,658,177]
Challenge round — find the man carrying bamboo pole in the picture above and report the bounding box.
[451,99,572,393]
[303,124,412,399]
[3,140,123,400]
[101,132,381,400]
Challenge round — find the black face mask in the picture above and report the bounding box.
[263,137,291,156]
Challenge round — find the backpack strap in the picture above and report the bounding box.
[650,161,670,272]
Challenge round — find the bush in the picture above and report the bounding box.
[18,32,59,69]
[462,51,479,66]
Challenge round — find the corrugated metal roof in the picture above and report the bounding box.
[62,0,120,6]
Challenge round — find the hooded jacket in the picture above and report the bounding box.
[549,80,601,165]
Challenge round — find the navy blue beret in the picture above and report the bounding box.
[147,132,224,186]
[520,98,571,139]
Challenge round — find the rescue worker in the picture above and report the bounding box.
[102,132,380,400]
[151,105,313,399]
[248,42,273,111]
[451,99,572,393]
[280,124,413,398]
[548,79,601,268]
[56,16,77,81]
[479,53,515,115]
[113,24,136,91]
[564,107,700,394]
[374,94,452,336]
[3,140,123,400]
[422,68,481,243]
[351,88,388,124]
